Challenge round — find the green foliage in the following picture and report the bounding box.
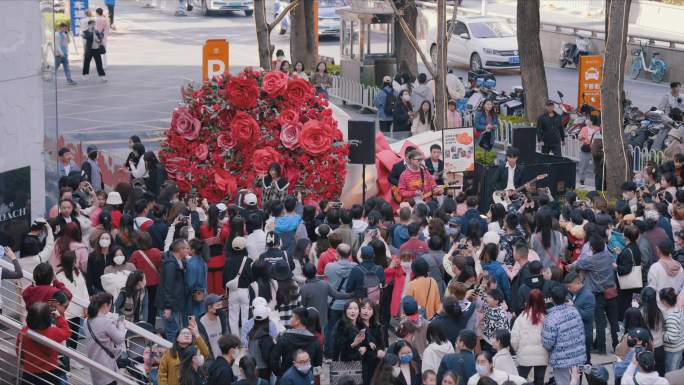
[326,64,341,76]
[499,115,530,125]
[43,13,70,32]
[475,147,497,167]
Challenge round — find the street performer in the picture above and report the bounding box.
[398,149,443,203]
[494,147,525,192]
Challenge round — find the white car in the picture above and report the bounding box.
[200,0,253,16]
[428,16,519,71]
[318,0,345,37]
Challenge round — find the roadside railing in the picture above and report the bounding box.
[629,145,664,172]
[329,75,379,112]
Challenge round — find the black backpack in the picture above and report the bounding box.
[383,88,396,116]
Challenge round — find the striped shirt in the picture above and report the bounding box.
[663,308,684,352]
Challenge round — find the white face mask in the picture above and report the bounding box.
[392,366,401,378]
[99,238,111,248]
[113,255,125,265]
[402,94,411,102]
[296,363,312,374]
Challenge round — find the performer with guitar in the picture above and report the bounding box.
[398,150,444,202]
[495,147,525,191]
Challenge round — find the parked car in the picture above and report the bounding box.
[318,0,342,37]
[428,16,519,71]
[200,0,253,16]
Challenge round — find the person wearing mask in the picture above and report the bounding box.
[114,270,148,323]
[197,294,230,361]
[563,272,596,362]
[437,329,477,385]
[101,246,136,297]
[422,323,454,374]
[270,307,323,377]
[620,350,669,385]
[658,81,684,114]
[178,346,207,385]
[659,287,684,373]
[85,292,127,385]
[374,75,396,132]
[81,19,106,82]
[536,101,565,156]
[542,286,586,385]
[466,351,526,385]
[54,22,76,85]
[405,258,441,319]
[474,99,498,151]
[309,62,332,99]
[390,339,421,385]
[394,89,414,134]
[86,230,112,294]
[16,302,72,385]
[411,73,434,112]
[57,147,79,177]
[207,334,241,385]
[158,324,210,385]
[510,289,548,385]
[158,239,191,341]
[280,349,315,385]
[647,239,684,292]
[224,236,253,337]
[411,101,435,135]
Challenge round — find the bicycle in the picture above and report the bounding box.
[629,41,667,83]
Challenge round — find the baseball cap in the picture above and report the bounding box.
[587,366,609,383]
[86,145,98,155]
[252,297,267,308]
[629,327,652,343]
[402,296,418,316]
[382,75,392,83]
[244,193,258,206]
[360,245,374,259]
[216,203,228,212]
[105,191,123,205]
[232,236,247,251]
[205,294,222,307]
[253,304,270,321]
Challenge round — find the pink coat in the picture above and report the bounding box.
[49,242,89,273]
[385,256,408,316]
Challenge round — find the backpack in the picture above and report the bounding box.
[360,265,382,305]
[383,88,396,116]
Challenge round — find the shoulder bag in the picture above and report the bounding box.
[87,320,127,368]
[225,257,247,291]
[330,360,362,385]
[137,250,159,275]
[617,247,643,290]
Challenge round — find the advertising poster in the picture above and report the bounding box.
[70,0,89,37]
[442,127,475,174]
[0,167,31,250]
[578,54,603,112]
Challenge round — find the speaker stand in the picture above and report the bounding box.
[362,164,367,205]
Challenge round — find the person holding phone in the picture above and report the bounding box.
[85,292,127,385]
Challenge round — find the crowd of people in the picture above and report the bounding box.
[7,125,684,385]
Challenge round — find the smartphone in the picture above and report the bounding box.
[187,315,195,324]
[331,200,342,209]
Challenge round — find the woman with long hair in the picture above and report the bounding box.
[393,89,414,133]
[510,289,548,385]
[309,61,332,98]
[659,287,684,373]
[331,300,363,363]
[301,205,318,242]
[55,250,89,350]
[615,307,647,359]
[178,346,206,385]
[128,142,147,180]
[411,100,435,135]
[255,162,289,207]
[101,245,136,298]
[114,270,148,322]
[488,204,507,233]
[85,292,127,385]
[55,198,81,237]
[244,303,279,381]
[390,339,421,385]
[249,260,278,308]
[223,236,253,337]
[479,243,512,305]
[474,99,498,150]
[293,61,308,80]
[467,351,525,384]
[422,322,454,374]
[370,353,401,385]
[531,207,563,269]
[234,355,268,385]
[640,287,666,375]
[292,238,310,284]
[143,151,167,196]
[51,221,88,272]
[87,230,112,294]
[309,224,331,266]
[616,225,644,319]
[272,260,302,326]
[158,324,209,385]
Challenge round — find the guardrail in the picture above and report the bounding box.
[629,145,664,172]
[414,1,684,50]
[329,76,379,112]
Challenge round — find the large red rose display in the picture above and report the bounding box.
[159,68,348,203]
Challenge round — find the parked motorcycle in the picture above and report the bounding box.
[500,86,525,117]
[560,34,591,69]
[553,91,576,128]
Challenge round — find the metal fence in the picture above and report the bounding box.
[629,145,664,172]
[329,76,380,112]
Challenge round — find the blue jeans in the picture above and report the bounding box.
[55,55,73,82]
[665,350,683,373]
[162,310,186,341]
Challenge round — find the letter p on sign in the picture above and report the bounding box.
[202,39,229,82]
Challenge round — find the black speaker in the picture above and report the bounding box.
[348,120,376,165]
[511,126,537,164]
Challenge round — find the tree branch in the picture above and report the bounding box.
[268,0,300,32]
[446,1,459,44]
[385,0,435,77]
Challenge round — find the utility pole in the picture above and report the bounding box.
[435,0,447,131]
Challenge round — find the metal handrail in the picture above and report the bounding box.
[0,313,138,385]
[0,259,172,349]
[414,1,684,49]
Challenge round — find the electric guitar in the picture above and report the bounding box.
[492,174,549,208]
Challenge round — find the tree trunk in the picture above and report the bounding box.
[601,0,632,196]
[254,0,272,70]
[516,0,548,121]
[434,0,447,130]
[394,0,418,77]
[290,0,318,69]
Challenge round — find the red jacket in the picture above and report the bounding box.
[316,248,337,276]
[384,256,409,316]
[22,280,73,309]
[130,248,162,286]
[16,315,71,373]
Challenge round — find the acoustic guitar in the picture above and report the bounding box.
[492,173,549,208]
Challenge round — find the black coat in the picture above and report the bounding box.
[270,329,323,377]
[494,164,525,191]
[536,112,565,145]
[424,159,445,185]
[223,254,253,289]
[388,160,407,187]
[156,253,188,313]
[145,166,167,197]
[207,356,234,385]
[331,319,361,361]
[429,304,476,346]
[393,102,412,132]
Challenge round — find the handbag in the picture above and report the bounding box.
[329,360,362,385]
[581,131,597,153]
[617,248,643,290]
[225,257,247,291]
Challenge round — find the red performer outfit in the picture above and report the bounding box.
[398,166,437,201]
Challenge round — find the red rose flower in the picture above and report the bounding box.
[230,111,261,145]
[299,120,333,155]
[172,107,201,141]
[262,71,289,97]
[164,157,190,175]
[195,143,208,161]
[286,78,315,106]
[214,169,237,196]
[225,76,258,110]
[280,123,302,150]
[252,147,282,174]
[279,109,300,126]
[217,133,235,150]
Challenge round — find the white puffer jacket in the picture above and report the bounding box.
[510,312,548,367]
